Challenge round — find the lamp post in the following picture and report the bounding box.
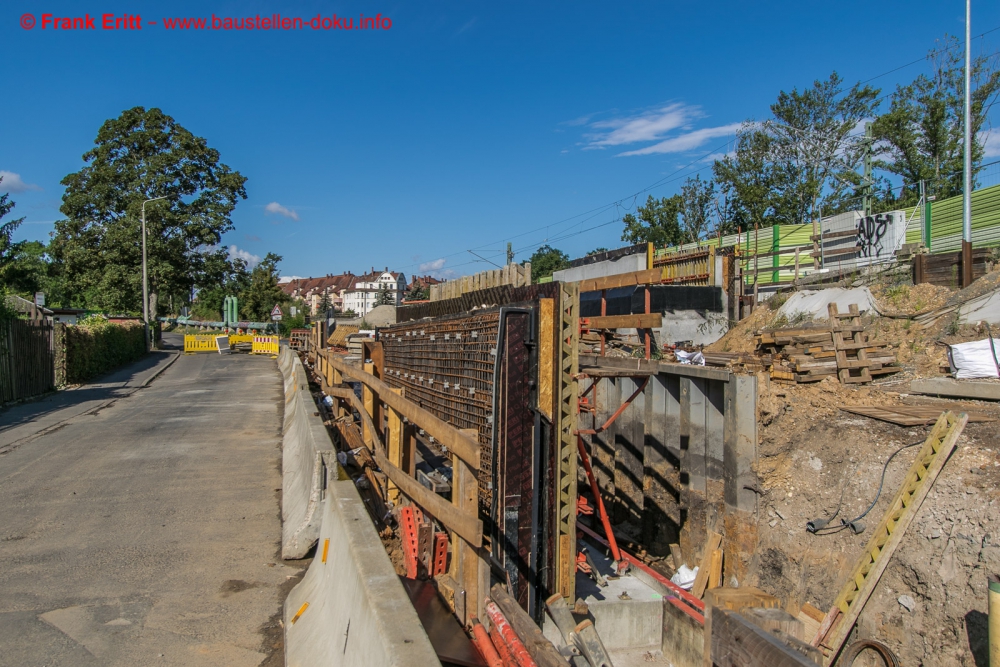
[962,0,973,287]
[141,196,168,350]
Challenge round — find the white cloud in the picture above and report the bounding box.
[418,258,457,280]
[0,170,42,193]
[264,201,299,221]
[584,103,692,149]
[279,276,304,284]
[228,245,262,268]
[617,123,743,157]
[982,130,1000,158]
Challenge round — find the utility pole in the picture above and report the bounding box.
[506,242,514,266]
[862,122,873,217]
[962,0,973,287]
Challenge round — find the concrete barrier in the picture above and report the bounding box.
[279,346,335,559]
[284,479,441,667]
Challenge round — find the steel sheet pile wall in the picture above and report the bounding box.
[380,311,501,506]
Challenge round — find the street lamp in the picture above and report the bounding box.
[142,195,168,350]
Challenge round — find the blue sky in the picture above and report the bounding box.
[5,0,1000,281]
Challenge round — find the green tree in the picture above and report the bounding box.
[765,72,880,221]
[52,106,248,314]
[587,247,610,256]
[406,284,428,301]
[873,36,1000,206]
[240,253,284,321]
[679,175,716,242]
[191,252,251,320]
[1,241,54,299]
[620,195,684,247]
[528,244,570,282]
[0,177,25,280]
[318,290,333,313]
[375,286,394,306]
[714,126,795,233]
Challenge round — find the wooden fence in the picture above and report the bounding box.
[0,313,55,406]
[429,262,531,301]
[913,248,993,287]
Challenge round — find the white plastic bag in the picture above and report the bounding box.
[948,338,1000,379]
[670,564,698,590]
[675,350,705,366]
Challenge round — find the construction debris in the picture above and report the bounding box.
[707,303,899,384]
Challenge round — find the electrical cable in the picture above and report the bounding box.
[805,463,857,533]
[842,439,924,534]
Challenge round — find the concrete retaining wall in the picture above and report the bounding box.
[279,346,335,559]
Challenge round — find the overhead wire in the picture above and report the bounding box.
[402,24,1000,274]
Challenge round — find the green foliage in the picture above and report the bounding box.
[587,247,610,256]
[52,106,248,314]
[279,311,306,337]
[621,195,684,246]
[0,177,26,280]
[375,286,394,306]
[679,174,716,241]
[64,317,146,384]
[191,253,251,320]
[406,284,428,301]
[240,253,284,321]
[873,36,1000,207]
[318,291,333,313]
[528,244,570,283]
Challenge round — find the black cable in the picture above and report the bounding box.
[840,439,925,533]
[806,463,856,533]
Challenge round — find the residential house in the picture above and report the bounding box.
[342,268,407,316]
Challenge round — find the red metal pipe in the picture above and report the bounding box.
[576,434,624,568]
[575,376,649,436]
[576,521,705,615]
[470,617,505,667]
[485,600,538,667]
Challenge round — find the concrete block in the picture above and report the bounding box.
[579,549,664,650]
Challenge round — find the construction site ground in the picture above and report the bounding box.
[705,270,1000,667]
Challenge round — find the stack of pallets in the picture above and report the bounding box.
[757,303,898,384]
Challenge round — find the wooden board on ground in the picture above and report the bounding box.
[690,531,722,599]
[839,405,995,427]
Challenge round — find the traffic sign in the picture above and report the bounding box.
[271,304,283,321]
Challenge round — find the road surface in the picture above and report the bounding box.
[0,334,297,666]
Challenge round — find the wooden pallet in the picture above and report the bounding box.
[828,303,872,384]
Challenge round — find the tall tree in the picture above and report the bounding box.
[527,244,570,282]
[0,177,26,282]
[52,107,248,314]
[191,251,251,319]
[873,36,1000,206]
[679,175,716,242]
[240,253,284,321]
[620,195,684,247]
[765,72,881,221]
[713,126,786,233]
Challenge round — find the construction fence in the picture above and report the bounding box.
[429,262,531,301]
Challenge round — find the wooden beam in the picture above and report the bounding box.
[708,606,821,667]
[375,449,482,547]
[387,389,404,503]
[578,268,663,293]
[324,352,481,470]
[583,313,662,330]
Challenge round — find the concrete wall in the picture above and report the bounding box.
[284,480,441,667]
[279,346,335,559]
[580,285,730,346]
[553,251,647,283]
[278,346,440,667]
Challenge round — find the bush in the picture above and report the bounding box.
[65,316,147,384]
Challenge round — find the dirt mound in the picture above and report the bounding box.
[870,282,952,317]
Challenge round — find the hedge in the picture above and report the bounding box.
[65,317,147,384]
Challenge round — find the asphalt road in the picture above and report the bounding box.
[0,334,297,666]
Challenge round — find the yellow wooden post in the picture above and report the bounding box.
[449,428,484,627]
[387,388,404,503]
[362,362,376,446]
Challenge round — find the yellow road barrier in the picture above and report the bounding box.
[184,334,226,353]
[252,336,280,355]
[229,334,255,346]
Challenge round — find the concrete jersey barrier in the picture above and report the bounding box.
[279,345,335,559]
[284,478,441,667]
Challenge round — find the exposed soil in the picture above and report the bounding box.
[729,269,1000,666]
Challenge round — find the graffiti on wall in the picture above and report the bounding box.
[856,213,893,258]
